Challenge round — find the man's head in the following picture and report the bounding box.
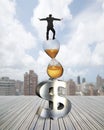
[49,14,52,17]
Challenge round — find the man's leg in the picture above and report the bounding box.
[46,28,49,40]
[51,28,55,39]
[52,28,55,39]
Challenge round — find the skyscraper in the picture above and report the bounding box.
[96,75,104,95]
[82,77,86,83]
[77,76,81,84]
[96,75,104,89]
[24,70,38,95]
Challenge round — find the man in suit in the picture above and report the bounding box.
[39,14,62,40]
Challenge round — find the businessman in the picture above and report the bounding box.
[39,14,62,40]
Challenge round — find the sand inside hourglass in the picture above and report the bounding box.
[45,49,59,58]
[47,65,63,79]
[47,58,63,78]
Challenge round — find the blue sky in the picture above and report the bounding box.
[0,0,104,83]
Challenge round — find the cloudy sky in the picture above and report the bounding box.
[0,0,104,83]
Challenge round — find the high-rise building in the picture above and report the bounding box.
[66,79,76,95]
[24,70,38,95]
[96,75,104,89]
[96,75,104,95]
[82,77,86,83]
[77,76,80,84]
[0,77,16,95]
[15,80,24,95]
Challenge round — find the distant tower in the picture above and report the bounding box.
[96,75,102,89]
[77,76,80,84]
[82,77,86,83]
[24,70,38,95]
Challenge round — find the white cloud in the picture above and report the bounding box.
[63,0,104,67]
[31,0,72,39]
[1,0,104,82]
[92,42,104,65]
[0,0,36,80]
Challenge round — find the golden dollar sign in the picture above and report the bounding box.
[36,79,71,119]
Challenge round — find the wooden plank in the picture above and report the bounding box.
[69,96,104,130]
[50,119,59,130]
[63,116,75,130]
[0,96,104,130]
[29,100,46,130]
[0,97,30,122]
[0,97,38,130]
[58,118,66,130]
[9,97,41,130]
[34,101,51,130]
[43,118,51,130]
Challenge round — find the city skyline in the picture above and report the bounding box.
[0,71,104,84]
[0,0,104,82]
[0,71,104,96]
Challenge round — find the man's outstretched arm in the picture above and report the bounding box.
[39,18,47,21]
[53,18,63,21]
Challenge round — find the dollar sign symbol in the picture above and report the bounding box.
[36,79,71,119]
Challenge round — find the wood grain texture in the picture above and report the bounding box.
[0,96,104,130]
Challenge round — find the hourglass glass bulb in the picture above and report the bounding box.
[47,59,64,79]
[43,39,60,58]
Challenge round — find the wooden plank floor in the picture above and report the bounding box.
[0,96,104,130]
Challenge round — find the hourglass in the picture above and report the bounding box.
[43,39,63,79]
